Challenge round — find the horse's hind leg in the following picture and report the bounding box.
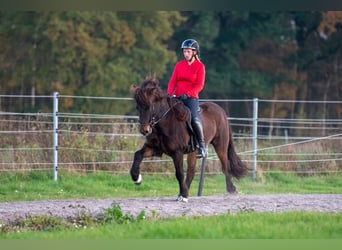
[185,153,197,190]
[212,143,237,194]
[172,151,189,201]
[130,145,155,185]
[224,163,237,193]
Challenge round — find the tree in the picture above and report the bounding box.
[0,11,185,114]
[291,11,342,125]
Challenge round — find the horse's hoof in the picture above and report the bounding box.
[227,189,238,195]
[176,195,189,203]
[133,174,142,185]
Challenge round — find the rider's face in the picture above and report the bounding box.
[183,48,195,61]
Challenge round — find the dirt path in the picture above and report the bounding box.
[1,194,341,223]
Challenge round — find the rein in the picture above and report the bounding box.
[149,97,180,127]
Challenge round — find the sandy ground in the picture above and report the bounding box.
[0,194,341,223]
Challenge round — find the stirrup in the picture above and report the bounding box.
[196,147,207,158]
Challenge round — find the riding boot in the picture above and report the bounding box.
[192,117,208,158]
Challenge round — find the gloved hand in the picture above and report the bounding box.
[178,94,188,101]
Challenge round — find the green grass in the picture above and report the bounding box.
[1,212,341,239]
[0,171,341,202]
[0,171,341,239]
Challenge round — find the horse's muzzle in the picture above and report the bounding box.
[140,124,152,136]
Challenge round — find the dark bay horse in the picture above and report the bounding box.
[130,77,248,202]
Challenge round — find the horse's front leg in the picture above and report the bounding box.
[130,144,155,185]
[172,151,189,202]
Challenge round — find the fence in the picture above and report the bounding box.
[0,93,341,180]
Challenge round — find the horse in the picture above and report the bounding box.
[130,77,248,202]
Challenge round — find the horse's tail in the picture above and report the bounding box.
[227,130,249,179]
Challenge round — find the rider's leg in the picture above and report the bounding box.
[191,116,207,158]
[183,98,207,158]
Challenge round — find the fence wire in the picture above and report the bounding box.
[0,94,341,176]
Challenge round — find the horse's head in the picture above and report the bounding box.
[131,77,166,136]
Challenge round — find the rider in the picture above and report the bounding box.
[167,38,207,158]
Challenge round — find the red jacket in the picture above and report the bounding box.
[167,59,205,99]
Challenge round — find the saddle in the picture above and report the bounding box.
[168,97,201,154]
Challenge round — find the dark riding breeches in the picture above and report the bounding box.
[183,97,201,121]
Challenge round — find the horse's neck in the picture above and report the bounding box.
[168,98,188,122]
[160,98,171,110]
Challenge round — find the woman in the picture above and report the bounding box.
[167,38,207,158]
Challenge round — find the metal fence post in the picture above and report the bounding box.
[53,92,59,181]
[197,157,207,196]
[252,98,258,179]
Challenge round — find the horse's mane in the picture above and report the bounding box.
[131,77,189,122]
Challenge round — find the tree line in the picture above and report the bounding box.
[0,11,341,120]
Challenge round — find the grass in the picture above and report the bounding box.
[0,171,341,239]
[0,171,341,202]
[1,211,341,239]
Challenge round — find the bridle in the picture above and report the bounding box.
[140,97,181,135]
[149,104,171,127]
[150,97,182,126]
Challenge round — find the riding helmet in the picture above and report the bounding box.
[181,39,200,52]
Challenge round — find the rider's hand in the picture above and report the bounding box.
[178,94,188,101]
